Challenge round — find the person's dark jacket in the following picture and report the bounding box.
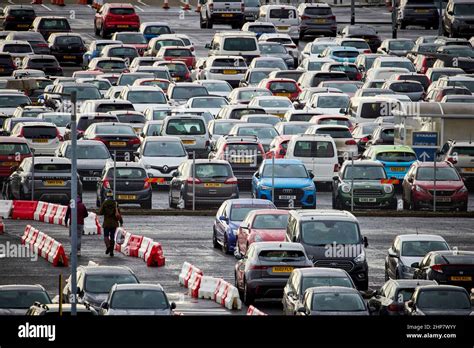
[65,198,88,226]
[98,199,123,229]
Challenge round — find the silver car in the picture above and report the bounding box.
[100,284,175,316]
[0,285,52,315]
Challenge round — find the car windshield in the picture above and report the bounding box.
[260,44,287,54]
[453,3,474,15]
[171,87,208,100]
[116,34,146,44]
[312,293,366,311]
[84,274,138,293]
[379,61,414,71]
[269,82,297,93]
[283,124,310,135]
[201,82,231,92]
[166,118,205,135]
[145,26,171,35]
[416,167,460,181]
[252,214,288,229]
[23,126,56,139]
[294,140,335,158]
[390,82,423,93]
[258,99,292,108]
[314,127,352,138]
[262,163,308,178]
[143,141,185,157]
[230,204,274,221]
[110,290,169,310]
[0,143,30,155]
[240,90,271,100]
[63,86,101,100]
[375,151,416,162]
[0,290,51,309]
[255,59,287,70]
[302,276,353,292]
[145,123,162,136]
[317,96,349,108]
[343,165,386,180]
[0,95,30,108]
[249,26,276,33]
[269,8,297,18]
[258,249,306,261]
[95,125,135,135]
[332,50,359,58]
[191,98,227,108]
[401,241,449,257]
[223,38,257,51]
[389,41,414,51]
[237,126,278,139]
[65,144,110,159]
[417,290,470,310]
[109,168,147,178]
[127,91,166,104]
[40,114,71,127]
[301,221,361,245]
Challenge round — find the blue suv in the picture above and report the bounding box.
[252,159,316,208]
[213,198,276,254]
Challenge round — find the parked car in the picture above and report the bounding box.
[10,121,61,156]
[405,285,473,315]
[31,16,71,40]
[94,3,140,38]
[0,284,51,315]
[297,2,337,39]
[362,145,417,181]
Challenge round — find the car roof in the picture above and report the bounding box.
[31,156,71,164]
[0,136,29,144]
[396,234,447,242]
[227,198,274,206]
[388,279,438,288]
[79,265,134,274]
[370,145,415,153]
[296,267,350,277]
[113,283,164,291]
[306,286,360,294]
[289,209,358,222]
[0,284,45,291]
[252,241,305,252]
[262,158,304,165]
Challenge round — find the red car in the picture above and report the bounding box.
[156,46,196,70]
[94,3,140,39]
[0,137,32,182]
[265,135,292,159]
[402,161,468,211]
[258,78,301,101]
[309,115,354,131]
[155,61,191,82]
[235,209,289,256]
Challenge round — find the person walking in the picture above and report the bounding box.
[65,196,88,257]
[98,198,123,257]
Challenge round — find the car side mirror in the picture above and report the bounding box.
[388,248,398,258]
[406,300,414,309]
[339,108,347,114]
[254,172,260,178]
[333,175,339,181]
[279,149,286,156]
[66,123,71,129]
[297,306,306,313]
[309,172,314,179]
[205,43,211,49]
[134,151,140,157]
[363,236,369,248]
[140,132,145,137]
[366,134,372,140]
[100,301,109,310]
[411,262,420,269]
[447,10,453,15]
[171,302,176,310]
[219,216,229,223]
[407,177,414,183]
[235,253,243,260]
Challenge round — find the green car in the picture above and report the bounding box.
[332,160,397,210]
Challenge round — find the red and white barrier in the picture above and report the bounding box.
[12,200,39,220]
[215,280,242,310]
[179,263,203,288]
[188,273,202,298]
[0,216,5,234]
[53,205,68,226]
[83,212,102,235]
[198,276,220,300]
[0,200,13,218]
[179,262,192,286]
[247,305,267,315]
[21,225,68,267]
[144,242,165,267]
[114,228,132,253]
[33,201,50,222]
[138,237,152,259]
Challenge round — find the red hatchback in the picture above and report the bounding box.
[265,135,292,159]
[402,161,468,211]
[235,209,289,256]
[0,137,32,182]
[94,3,140,39]
[156,46,196,70]
[258,78,301,101]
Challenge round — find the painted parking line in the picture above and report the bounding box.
[135,5,145,12]
[138,0,149,6]
[41,4,52,11]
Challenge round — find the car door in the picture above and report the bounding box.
[414,253,431,279]
[215,201,228,243]
[387,238,399,279]
[282,271,295,315]
[236,248,249,288]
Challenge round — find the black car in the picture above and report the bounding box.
[413,250,474,291]
[31,16,72,40]
[22,55,63,76]
[0,284,51,315]
[1,5,36,31]
[48,33,86,66]
[96,161,152,209]
[368,279,437,316]
[397,0,439,29]
[0,53,15,76]
[339,25,382,53]
[6,31,50,55]
[63,113,118,141]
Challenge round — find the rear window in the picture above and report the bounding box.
[115,33,146,45]
[41,114,71,127]
[145,123,162,136]
[258,249,306,260]
[269,81,297,92]
[144,26,171,35]
[171,86,208,100]
[35,163,70,172]
[304,7,332,15]
[56,36,83,46]
[341,41,369,49]
[96,103,134,113]
[40,19,70,30]
[95,125,135,135]
[164,49,192,57]
[155,40,184,49]
[329,65,359,73]
[31,58,58,65]
[109,48,137,56]
[213,58,247,67]
[375,151,416,162]
[390,82,423,93]
[0,143,30,155]
[191,97,227,108]
[166,118,206,135]
[230,204,274,221]
[23,126,56,139]
[231,108,264,119]
[302,277,353,292]
[63,86,101,100]
[315,127,351,138]
[109,167,146,178]
[77,117,118,131]
[333,50,359,58]
[294,140,335,158]
[248,25,276,34]
[97,61,127,70]
[117,114,145,124]
[109,8,135,15]
[0,290,51,309]
[127,91,167,104]
[249,71,271,84]
[3,44,32,53]
[269,9,297,18]
[452,146,474,156]
[359,102,398,118]
[223,38,257,52]
[0,55,13,65]
[65,144,110,159]
[10,9,36,16]
[417,290,470,310]
[226,143,261,154]
[194,163,231,178]
[317,96,349,108]
[252,214,288,229]
[274,71,303,81]
[150,109,171,120]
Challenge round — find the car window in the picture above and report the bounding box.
[294,140,335,158]
[417,290,470,310]
[262,163,308,178]
[84,274,138,293]
[312,292,366,311]
[144,26,171,35]
[314,127,352,138]
[40,114,71,127]
[166,118,206,135]
[343,165,386,180]
[230,204,274,221]
[223,38,257,51]
[416,167,459,181]
[34,163,70,172]
[109,8,135,15]
[126,90,166,104]
[269,8,297,18]
[395,288,415,302]
[110,290,169,310]
[95,125,135,135]
[301,220,361,245]
[0,95,31,108]
[0,142,30,155]
[171,87,208,100]
[194,163,231,178]
[0,290,51,308]
[23,126,56,139]
[258,249,306,261]
[302,276,353,293]
[237,126,278,139]
[108,168,147,178]
[65,144,110,159]
[40,19,70,30]
[375,151,416,162]
[252,214,288,229]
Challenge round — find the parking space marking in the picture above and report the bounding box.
[138,0,149,6]
[135,5,145,12]
[41,4,52,11]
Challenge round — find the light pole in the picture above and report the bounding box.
[350,0,355,25]
[392,0,398,38]
[70,91,78,316]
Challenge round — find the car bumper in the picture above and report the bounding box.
[256,189,315,208]
[413,191,468,209]
[104,24,140,32]
[184,191,239,204]
[339,192,395,209]
[400,14,438,23]
[210,13,244,24]
[53,52,83,63]
[103,188,151,204]
[246,278,289,298]
[452,23,474,33]
[300,25,337,36]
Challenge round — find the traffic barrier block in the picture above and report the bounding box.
[53,205,68,226]
[46,204,60,224]
[127,235,144,257]
[247,305,266,315]
[215,281,230,305]
[198,276,220,299]
[40,236,54,259]
[144,242,165,267]
[223,285,241,310]
[0,217,4,234]
[21,225,68,267]
[33,201,49,222]
[24,227,39,246]
[189,273,202,298]
[84,212,101,235]
[46,240,68,267]
[0,200,13,218]
[179,262,192,286]
[21,225,33,244]
[137,237,152,259]
[32,232,46,254]
[185,265,202,288]
[12,200,39,220]
[213,278,223,301]
[115,229,131,253]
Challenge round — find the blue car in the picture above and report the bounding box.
[252,159,316,208]
[321,46,360,63]
[82,40,121,68]
[362,145,418,181]
[213,198,276,254]
[139,22,173,42]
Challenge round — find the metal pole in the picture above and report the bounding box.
[433,154,437,212]
[350,0,355,25]
[392,0,398,38]
[31,150,35,200]
[58,274,63,317]
[192,151,195,211]
[113,150,117,201]
[351,155,354,212]
[438,0,443,36]
[271,155,275,203]
[70,91,78,316]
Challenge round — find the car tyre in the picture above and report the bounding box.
[358,278,369,291]
[460,202,468,212]
[100,26,107,39]
[243,280,254,306]
[94,22,100,36]
[222,234,231,255]
[399,21,406,29]
[96,197,101,208]
[213,228,220,248]
[199,15,206,29]
[141,198,152,209]
[168,190,177,208]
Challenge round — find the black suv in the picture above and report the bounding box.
[1,5,36,30]
[397,0,439,30]
[443,0,474,37]
[48,33,86,66]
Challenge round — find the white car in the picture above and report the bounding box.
[334,38,371,54]
[298,57,335,71]
[136,136,188,184]
[304,92,350,114]
[248,95,294,118]
[118,86,168,113]
[258,33,298,61]
[304,124,357,159]
[0,91,32,117]
[300,40,339,61]
[258,5,300,43]
[198,56,247,88]
[10,121,61,156]
[371,56,415,72]
[179,96,228,117]
[37,112,71,138]
[194,79,233,98]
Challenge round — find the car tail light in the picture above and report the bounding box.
[334,163,340,172]
[37,43,48,48]
[185,72,191,80]
[329,15,336,20]
[387,303,403,312]
[287,44,297,49]
[103,178,111,189]
[355,72,362,80]
[363,49,372,54]
[300,15,310,20]
[361,136,369,143]
[186,177,202,184]
[447,156,458,164]
[6,16,14,21]
[209,3,214,11]
[431,264,443,273]
[224,177,238,184]
[345,139,357,145]
[57,130,63,142]
[143,179,151,189]
[129,137,141,145]
[250,265,268,270]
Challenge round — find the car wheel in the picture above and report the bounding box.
[400,21,406,29]
[243,280,254,306]
[168,190,177,208]
[96,197,101,208]
[411,193,419,211]
[141,198,152,209]
[207,16,213,29]
[212,228,219,249]
[199,15,205,29]
[94,23,100,36]
[222,234,231,255]
[460,203,468,212]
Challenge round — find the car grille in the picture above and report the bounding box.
[353,189,383,197]
[149,165,178,174]
[428,190,454,196]
[314,260,354,272]
[465,20,474,25]
[274,188,305,199]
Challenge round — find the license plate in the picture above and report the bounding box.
[1,162,17,167]
[32,139,48,143]
[117,25,129,28]
[232,157,253,164]
[463,168,474,172]
[64,55,75,59]
[415,9,429,12]
[118,194,136,200]
[436,197,451,202]
[223,70,238,74]
[275,93,291,97]
[182,139,195,145]
[390,167,405,172]
[174,77,181,81]
[359,197,377,202]
[204,183,222,188]
[44,180,65,186]
[279,195,296,200]
[314,19,326,23]
[450,276,472,281]
[82,177,100,181]
[277,26,288,30]
[0,68,4,72]
[110,141,126,146]
[18,24,29,28]
[272,266,294,273]
[222,14,234,17]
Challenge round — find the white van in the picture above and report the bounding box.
[258,5,300,43]
[206,31,260,65]
[285,133,339,184]
[347,96,404,124]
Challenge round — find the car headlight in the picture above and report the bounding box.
[383,184,393,194]
[260,185,272,190]
[341,184,351,193]
[303,185,315,191]
[255,234,263,242]
[354,250,366,263]
[458,186,468,193]
[415,185,428,193]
